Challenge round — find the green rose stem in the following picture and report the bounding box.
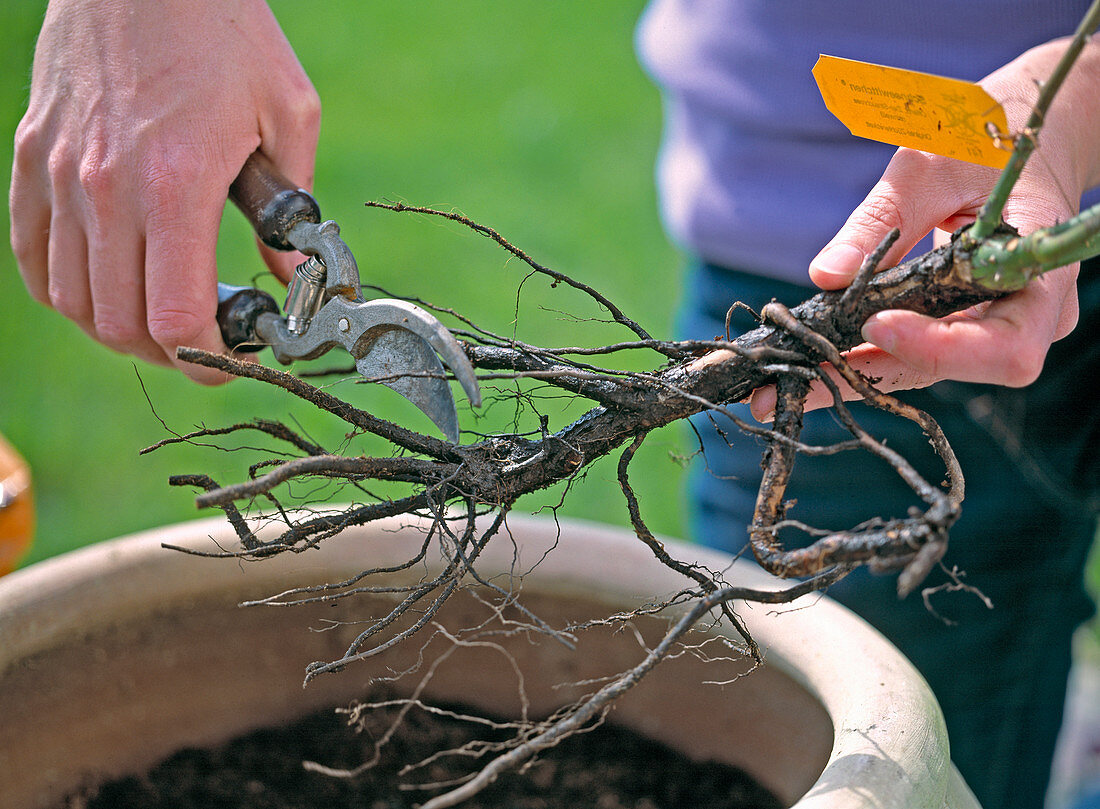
[961,0,1100,289]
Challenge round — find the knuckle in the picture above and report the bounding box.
[1002,345,1046,387]
[12,118,46,165]
[9,224,50,306]
[136,165,177,209]
[45,143,80,183]
[47,282,90,324]
[147,307,207,352]
[77,146,119,200]
[851,193,907,236]
[9,227,42,273]
[93,314,148,352]
[283,72,322,128]
[137,145,205,217]
[290,86,322,134]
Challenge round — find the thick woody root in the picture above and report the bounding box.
[153,19,1100,799]
[160,222,975,671]
[155,211,998,809]
[746,299,962,598]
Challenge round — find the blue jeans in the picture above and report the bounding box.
[681,259,1100,809]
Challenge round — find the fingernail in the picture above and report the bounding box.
[861,315,896,353]
[750,386,777,423]
[811,243,865,284]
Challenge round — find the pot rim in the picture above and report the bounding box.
[0,512,979,809]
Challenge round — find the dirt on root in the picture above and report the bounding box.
[67,702,782,809]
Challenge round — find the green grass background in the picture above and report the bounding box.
[0,2,691,566]
[3,3,1095,622]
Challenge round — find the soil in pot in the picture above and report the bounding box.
[63,701,783,809]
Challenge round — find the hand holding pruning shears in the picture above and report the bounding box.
[10,0,478,440]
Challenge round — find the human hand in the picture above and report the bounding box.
[750,36,1100,421]
[9,0,320,383]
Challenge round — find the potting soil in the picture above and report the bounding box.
[65,702,782,809]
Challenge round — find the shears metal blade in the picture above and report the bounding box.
[215,152,480,443]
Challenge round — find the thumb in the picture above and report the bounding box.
[809,149,997,290]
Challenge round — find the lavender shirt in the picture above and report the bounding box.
[636,0,1092,283]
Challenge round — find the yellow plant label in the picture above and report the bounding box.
[812,55,1009,169]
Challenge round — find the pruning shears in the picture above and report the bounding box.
[216,152,480,442]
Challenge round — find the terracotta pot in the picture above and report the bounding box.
[0,432,34,576]
[0,514,980,808]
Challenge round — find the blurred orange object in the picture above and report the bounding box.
[0,432,34,575]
